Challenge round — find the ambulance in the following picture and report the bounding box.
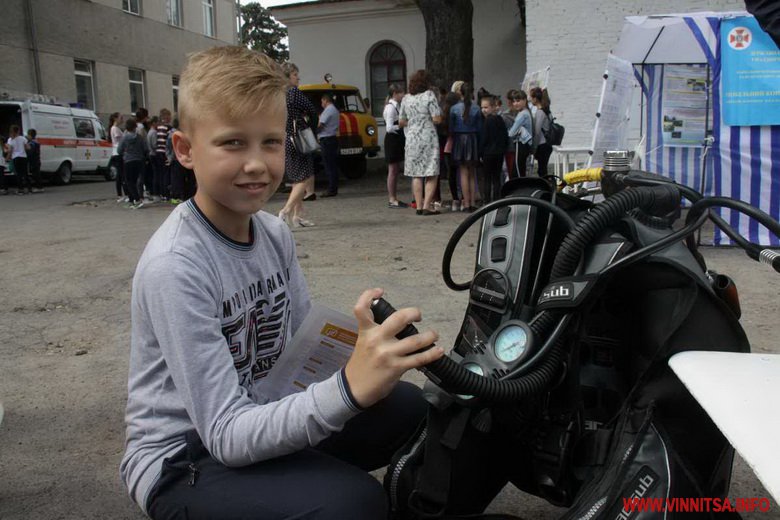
[299,81,380,179]
[0,99,114,185]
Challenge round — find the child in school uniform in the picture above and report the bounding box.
[120,46,443,520]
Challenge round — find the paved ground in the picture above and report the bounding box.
[0,168,778,519]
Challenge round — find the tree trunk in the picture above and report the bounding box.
[415,0,474,91]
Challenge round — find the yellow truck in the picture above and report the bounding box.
[298,82,379,179]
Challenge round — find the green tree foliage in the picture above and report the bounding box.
[240,2,289,63]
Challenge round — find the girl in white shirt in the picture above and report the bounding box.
[109,112,127,201]
[383,84,408,208]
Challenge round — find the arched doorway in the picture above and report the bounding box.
[369,42,407,118]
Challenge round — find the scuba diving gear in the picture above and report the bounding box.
[382,159,779,519]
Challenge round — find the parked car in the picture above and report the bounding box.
[0,100,114,185]
[298,82,380,179]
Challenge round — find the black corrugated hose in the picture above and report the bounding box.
[422,186,677,401]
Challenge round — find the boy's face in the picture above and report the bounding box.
[173,102,287,221]
[480,99,494,117]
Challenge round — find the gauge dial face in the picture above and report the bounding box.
[494,325,528,363]
[462,363,484,376]
[456,363,485,401]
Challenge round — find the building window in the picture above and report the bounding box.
[123,0,141,15]
[203,0,215,37]
[172,75,180,113]
[129,68,146,114]
[369,42,406,118]
[74,60,95,110]
[167,0,182,27]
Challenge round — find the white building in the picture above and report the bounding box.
[271,0,527,139]
[272,0,747,150]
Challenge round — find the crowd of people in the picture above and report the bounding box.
[0,125,43,195]
[111,107,197,209]
[381,70,556,214]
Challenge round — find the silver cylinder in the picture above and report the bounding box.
[603,150,632,173]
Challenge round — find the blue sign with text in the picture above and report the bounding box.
[721,16,780,126]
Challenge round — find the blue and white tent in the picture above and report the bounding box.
[614,12,780,246]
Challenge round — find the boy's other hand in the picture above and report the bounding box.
[344,288,444,409]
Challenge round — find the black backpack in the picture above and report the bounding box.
[544,112,565,146]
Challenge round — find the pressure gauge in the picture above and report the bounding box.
[456,363,485,401]
[493,323,530,363]
[463,363,484,376]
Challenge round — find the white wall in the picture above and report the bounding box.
[525,0,747,149]
[281,3,425,98]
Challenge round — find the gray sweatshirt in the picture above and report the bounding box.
[120,200,360,513]
[117,132,150,163]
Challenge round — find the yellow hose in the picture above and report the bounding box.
[563,167,603,186]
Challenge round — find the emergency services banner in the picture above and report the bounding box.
[721,16,780,126]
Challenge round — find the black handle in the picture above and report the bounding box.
[370,298,420,340]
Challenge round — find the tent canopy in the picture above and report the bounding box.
[613,11,747,64]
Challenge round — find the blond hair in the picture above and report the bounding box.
[178,46,288,131]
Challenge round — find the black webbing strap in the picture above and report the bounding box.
[408,406,472,518]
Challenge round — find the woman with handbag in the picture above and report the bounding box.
[279,62,318,227]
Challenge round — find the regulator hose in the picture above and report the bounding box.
[442,197,576,291]
[379,186,680,402]
[550,185,680,280]
[426,338,566,402]
[371,298,567,403]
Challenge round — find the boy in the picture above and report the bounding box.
[120,46,443,519]
[116,118,149,208]
[480,95,509,204]
[26,129,43,193]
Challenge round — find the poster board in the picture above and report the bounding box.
[521,66,550,93]
[661,64,709,146]
[589,54,635,167]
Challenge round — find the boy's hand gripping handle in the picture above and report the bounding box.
[370,298,421,340]
[370,298,435,356]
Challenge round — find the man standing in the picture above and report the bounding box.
[318,94,340,197]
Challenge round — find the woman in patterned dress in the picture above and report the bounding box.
[399,70,442,215]
[279,63,318,227]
